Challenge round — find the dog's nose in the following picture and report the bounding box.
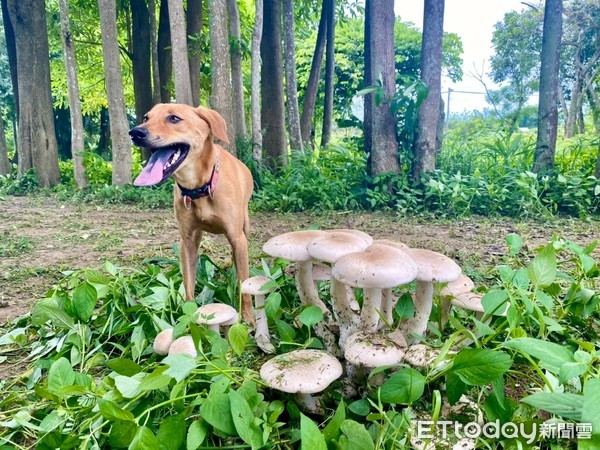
[129,127,148,143]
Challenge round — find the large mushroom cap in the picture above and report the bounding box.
[372,238,409,250]
[332,244,417,289]
[263,230,327,262]
[441,274,475,298]
[196,303,238,326]
[325,229,374,245]
[241,276,276,295]
[344,331,407,367]
[168,336,197,357]
[308,232,371,263]
[153,328,174,355]
[402,248,462,283]
[260,349,343,394]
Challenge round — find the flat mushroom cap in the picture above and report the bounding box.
[196,303,238,326]
[441,275,475,298]
[332,244,417,289]
[308,232,371,263]
[450,292,485,313]
[168,336,197,357]
[263,230,327,262]
[325,229,374,245]
[260,349,343,394]
[241,276,276,296]
[312,264,332,281]
[344,331,407,367]
[402,248,462,283]
[153,328,174,355]
[372,239,409,250]
[403,344,440,368]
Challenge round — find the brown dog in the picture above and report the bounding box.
[129,103,254,325]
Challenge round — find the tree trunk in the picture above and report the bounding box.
[261,0,287,168]
[149,0,161,105]
[299,0,328,147]
[364,0,372,173]
[565,74,582,138]
[368,0,400,177]
[320,0,335,148]
[1,0,18,118]
[59,0,88,188]
[209,0,235,153]
[413,0,445,179]
[157,0,172,102]
[0,116,10,175]
[130,0,153,162]
[595,139,600,180]
[168,0,193,105]
[7,0,61,187]
[282,0,302,152]
[227,0,247,141]
[98,0,132,186]
[187,0,203,107]
[250,0,263,160]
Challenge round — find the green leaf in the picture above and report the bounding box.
[502,338,574,374]
[200,391,236,435]
[276,320,296,342]
[558,362,589,384]
[163,353,198,383]
[186,419,208,450]
[505,233,523,256]
[394,293,415,319]
[481,289,509,316]
[446,372,467,405]
[348,399,370,416]
[31,297,74,329]
[300,413,327,450]
[228,323,249,356]
[109,420,137,448]
[322,400,346,443]
[47,357,75,395]
[72,281,97,322]
[339,420,375,450]
[298,305,324,328]
[521,392,583,420]
[107,358,143,377]
[115,375,142,399]
[451,349,512,386]
[129,426,159,450]
[528,245,557,287]
[379,368,425,404]
[229,390,264,449]
[98,399,134,421]
[582,379,600,435]
[156,414,186,450]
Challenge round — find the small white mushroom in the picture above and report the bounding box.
[153,328,174,355]
[440,274,476,326]
[196,303,238,335]
[241,275,276,354]
[168,336,197,357]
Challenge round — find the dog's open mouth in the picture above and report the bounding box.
[134,144,189,186]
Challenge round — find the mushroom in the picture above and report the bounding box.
[332,244,417,335]
[440,274,475,326]
[260,349,343,414]
[168,336,197,357]
[241,276,276,354]
[400,248,462,343]
[196,303,238,335]
[403,343,442,368]
[153,328,174,355]
[325,228,374,245]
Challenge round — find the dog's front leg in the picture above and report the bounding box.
[227,232,254,326]
[180,228,203,301]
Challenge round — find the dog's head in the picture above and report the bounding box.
[130,103,229,187]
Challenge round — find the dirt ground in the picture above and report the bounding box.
[1,194,599,325]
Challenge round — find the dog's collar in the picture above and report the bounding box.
[178,153,220,209]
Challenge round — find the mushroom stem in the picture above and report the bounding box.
[253,293,275,353]
[294,393,324,415]
[401,281,433,342]
[360,288,383,334]
[331,279,360,349]
[380,288,395,329]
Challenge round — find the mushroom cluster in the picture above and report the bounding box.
[255,228,479,402]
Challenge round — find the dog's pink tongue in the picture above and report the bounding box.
[134,150,172,186]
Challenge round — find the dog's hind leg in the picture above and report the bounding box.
[180,228,203,301]
[227,230,254,326]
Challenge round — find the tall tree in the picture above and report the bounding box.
[261,0,287,167]
[300,0,328,147]
[1,0,17,120]
[227,0,246,141]
[209,0,235,152]
[366,0,400,177]
[157,0,172,102]
[59,0,87,188]
[321,0,335,148]
[363,0,372,171]
[0,116,9,175]
[282,0,302,152]
[533,0,562,173]
[168,0,193,105]
[149,0,161,104]
[187,0,203,106]
[413,0,445,178]
[250,0,263,160]
[98,0,132,186]
[6,0,60,187]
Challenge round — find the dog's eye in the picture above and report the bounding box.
[142,115,148,123]
[168,115,182,124]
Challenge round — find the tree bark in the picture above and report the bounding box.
[413,0,445,179]
[364,0,372,173]
[227,0,247,141]
[0,116,10,176]
[98,0,132,186]
[261,0,287,168]
[149,0,161,105]
[534,0,562,173]
[320,0,335,148]
[282,0,302,152]
[209,0,235,153]
[187,0,203,107]
[299,0,328,147]
[250,0,263,160]
[59,0,88,188]
[7,0,61,187]
[168,0,193,105]
[368,0,400,177]
[1,0,18,119]
[157,0,172,102]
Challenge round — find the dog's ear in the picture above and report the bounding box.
[195,107,229,144]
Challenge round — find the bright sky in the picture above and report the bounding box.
[394,0,529,114]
